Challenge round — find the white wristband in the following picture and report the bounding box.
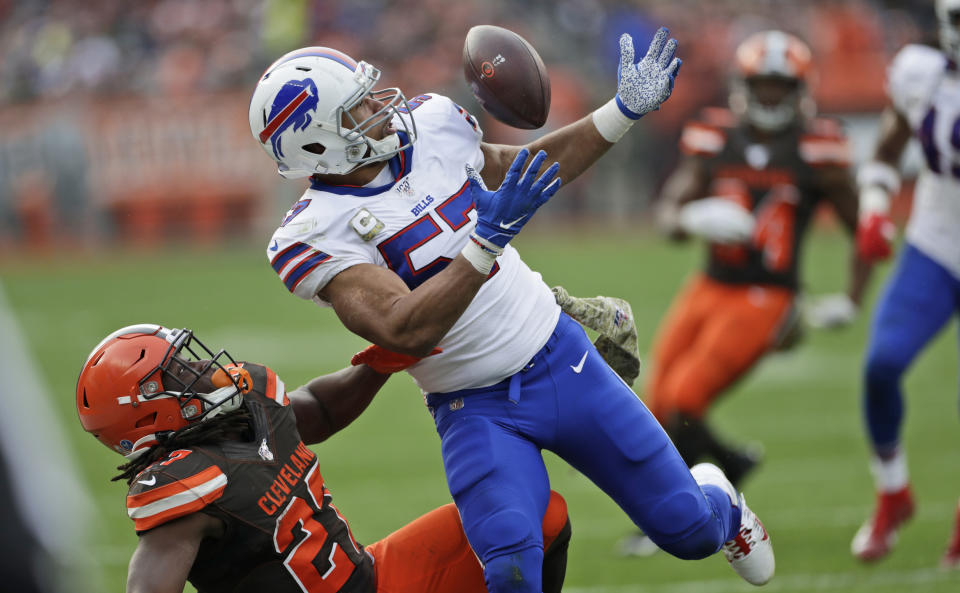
[460,234,501,275]
[857,161,901,194]
[859,185,892,218]
[592,98,635,143]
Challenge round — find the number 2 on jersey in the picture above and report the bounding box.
[273,464,358,592]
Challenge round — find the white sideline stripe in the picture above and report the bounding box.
[565,566,958,593]
[127,473,227,519]
[0,282,99,549]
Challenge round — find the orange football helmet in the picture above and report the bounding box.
[76,324,243,458]
[729,31,815,132]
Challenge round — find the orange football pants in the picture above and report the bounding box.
[645,274,794,422]
[366,490,568,593]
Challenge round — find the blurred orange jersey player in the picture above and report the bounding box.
[75,325,570,593]
[646,31,873,491]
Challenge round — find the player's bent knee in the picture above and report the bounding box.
[647,490,705,536]
[864,348,907,388]
[644,491,721,560]
[659,523,725,560]
[542,491,568,542]
[467,507,540,561]
[484,547,544,593]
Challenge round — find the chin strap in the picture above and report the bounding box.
[201,385,243,419]
[124,434,159,459]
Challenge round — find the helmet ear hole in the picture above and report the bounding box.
[135,412,158,428]
[303,143,326,155]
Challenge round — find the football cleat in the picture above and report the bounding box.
[851,486,915,562]
[940,498,960,570]
[723,494,775,586]
[690,463,774,586]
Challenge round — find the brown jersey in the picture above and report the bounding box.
[125,362,375,593]
[679,108,851,290]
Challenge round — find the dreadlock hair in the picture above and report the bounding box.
[113,408,253,485]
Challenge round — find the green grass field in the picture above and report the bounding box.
[2,228,958,592]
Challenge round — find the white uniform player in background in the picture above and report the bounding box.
[851,0,960,566]
[248,31,777,593]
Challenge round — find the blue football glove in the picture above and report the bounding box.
[468,148,561,250]
[615,27,682,119]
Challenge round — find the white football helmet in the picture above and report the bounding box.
[937,0,960,63]
[248,47,416,178]
[729,31,815,132]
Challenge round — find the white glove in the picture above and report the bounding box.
[615,28,682,118]
[805,293,858,329]
[678,197,755,244]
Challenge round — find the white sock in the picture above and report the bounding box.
[690,462,737,506]
[870,449,909,493]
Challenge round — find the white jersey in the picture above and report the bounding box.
[266,94,560,393]
[888,44,960,279]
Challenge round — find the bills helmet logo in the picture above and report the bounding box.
[259,78,320,159]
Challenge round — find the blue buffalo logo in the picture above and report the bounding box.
[259,78,320,159]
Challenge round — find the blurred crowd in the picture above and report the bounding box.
[0,0,934,107]
[0,0,937,249]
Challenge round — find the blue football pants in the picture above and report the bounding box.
[427,313,739,593]
[863,243,960,455]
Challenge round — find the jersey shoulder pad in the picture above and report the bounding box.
[404,93,482,140]
[799,117,851,167]
[680,108,734,156]
[126,449,227,533]
[887,44,945,114]
[268,195,374,301]
[268,234,335,298]
[233,362,289,407]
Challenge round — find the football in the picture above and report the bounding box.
[462,25,551,129]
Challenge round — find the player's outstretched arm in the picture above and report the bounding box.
[654,154,757,245]
[480,27,681,189]
[655,154,710,240]
[856,105,912,262]
[287,345,442,445]
[289,346,443,444]
[319,149,560,357]
[127,513,223,593]
[289,364,390,445]
[805,163,872,329]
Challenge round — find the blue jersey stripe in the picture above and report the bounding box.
[283,251,332,292]
[271,242,311,273]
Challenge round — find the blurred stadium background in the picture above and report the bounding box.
[1,0,957,592]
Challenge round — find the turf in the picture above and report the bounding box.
[2,228,958,592]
